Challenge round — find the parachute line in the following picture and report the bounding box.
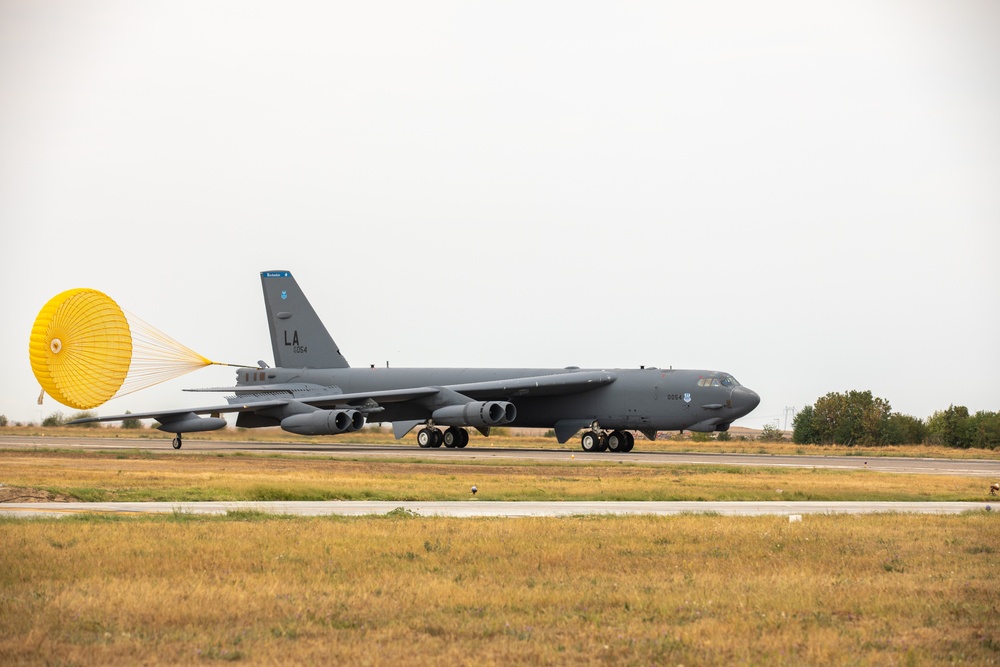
[114,310,216,399]
[30,288,248,410]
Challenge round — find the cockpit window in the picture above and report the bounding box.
[699,375,740,387]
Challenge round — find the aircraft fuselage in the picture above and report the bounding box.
[233,365,759,435]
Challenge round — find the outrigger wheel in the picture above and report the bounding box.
[172,435,183,450]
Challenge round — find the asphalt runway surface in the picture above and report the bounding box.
[3,435,999,477]
[3,435,998,518]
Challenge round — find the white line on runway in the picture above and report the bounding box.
[0,500,993,518]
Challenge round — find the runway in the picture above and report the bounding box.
[2,435,999,477]
[0,500,992,518]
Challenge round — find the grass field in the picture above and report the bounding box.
[0,449,991,503]
[1,440,998,664]
[1,512,997,665]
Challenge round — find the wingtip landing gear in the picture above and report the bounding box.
[171,435,183,450]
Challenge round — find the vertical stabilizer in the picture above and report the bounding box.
[260,271,350,369]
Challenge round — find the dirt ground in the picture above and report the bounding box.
[0,485,75,503]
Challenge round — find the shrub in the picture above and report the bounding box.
[41,412,65,427]
[758,423,785,442]
[122,411,143,429]
[69,411,99,427]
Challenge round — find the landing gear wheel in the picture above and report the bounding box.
[417,428,434,448]
[172,436,182,450]
[607,430,626,452]
[430,428,443,448]
[443,427,462,448]
[581,431,601,452]
[443,428,471,448]
[622,431,635,452]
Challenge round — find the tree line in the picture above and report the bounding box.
[792,390,1000,449]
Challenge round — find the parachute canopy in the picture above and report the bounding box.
[30,289,132,409]
[30,287,220,410]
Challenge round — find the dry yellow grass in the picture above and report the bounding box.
[0,450,989,502]
[1,513,997,665]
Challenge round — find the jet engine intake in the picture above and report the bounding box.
[432,401,516,428]
[280,409,366,436]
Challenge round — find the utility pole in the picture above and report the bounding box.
[783,406,796,432]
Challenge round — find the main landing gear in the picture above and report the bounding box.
[580,427,634,453]
[417,426,469,449]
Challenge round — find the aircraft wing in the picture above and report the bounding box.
[67,399,292,425]
[68,386,441,426]
[443,370,616,399]
[178,371,616,408]
[281,371,616,410]
[68,371,614,430]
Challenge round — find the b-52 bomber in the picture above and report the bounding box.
[74,271,760,451]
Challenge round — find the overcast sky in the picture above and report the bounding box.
[2,1,998,431]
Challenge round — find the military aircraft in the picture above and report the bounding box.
[72,271,760,451]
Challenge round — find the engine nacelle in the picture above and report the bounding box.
[432,401,516,428]
[280,409,366,436]
[156,413,228,434]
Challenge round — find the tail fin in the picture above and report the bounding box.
[260,271,350,369]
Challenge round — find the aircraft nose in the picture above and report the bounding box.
[731,386,761,415]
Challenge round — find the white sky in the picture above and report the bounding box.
[2,0,998,430]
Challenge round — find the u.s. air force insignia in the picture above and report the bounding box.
[683,393,691,403]
[281,290,287,300]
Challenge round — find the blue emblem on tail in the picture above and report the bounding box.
[281,290,287,300]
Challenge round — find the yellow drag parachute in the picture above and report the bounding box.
[29,289,132,409]
[30,288,221,410]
